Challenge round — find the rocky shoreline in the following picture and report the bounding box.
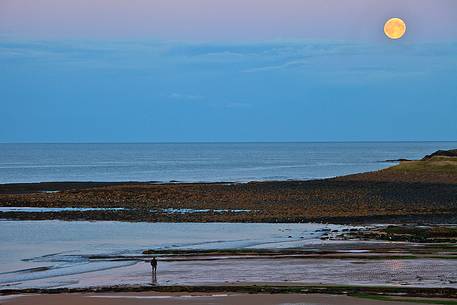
[0,150,456,224]
[0,180,456,224]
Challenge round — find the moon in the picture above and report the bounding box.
[384,18,406,40]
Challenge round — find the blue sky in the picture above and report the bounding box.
[1,39,456,142]
[1,0,456,142]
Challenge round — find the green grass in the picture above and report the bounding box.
[354,293,457,305]
[388,158,457,174]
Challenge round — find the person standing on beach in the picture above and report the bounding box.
[150,257,158,284]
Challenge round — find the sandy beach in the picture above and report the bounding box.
[2,292,456,305]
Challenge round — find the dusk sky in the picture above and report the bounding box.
[1,0,456,142]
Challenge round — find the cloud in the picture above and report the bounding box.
[243,59,309,73]
[168,93,205,101]
[224,102,252,109]
[1,39,456,80]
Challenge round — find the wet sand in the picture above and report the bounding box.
[3,249,457,290]
[1,292,452,305]
[29,257,457,289]
[1,220,456,291]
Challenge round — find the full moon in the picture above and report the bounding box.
[384,18,406,40]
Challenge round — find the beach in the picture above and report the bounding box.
[2,143,457,224]
[1,220,457,295]
[1,147,457,303]
[1,158,457,223]
[6,292,456,305]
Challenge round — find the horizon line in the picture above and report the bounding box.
[1,140,456,145]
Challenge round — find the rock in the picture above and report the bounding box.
[383,158,412,162]
[422,149,457,160]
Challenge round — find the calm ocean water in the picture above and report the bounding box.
[0,142,456,184]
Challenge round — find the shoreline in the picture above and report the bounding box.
[1,168,457,224]
[4,292,457,305]
[2,238,457,298]
[2,220,456,294]
[2,283,457,298]
[1,212,456,225]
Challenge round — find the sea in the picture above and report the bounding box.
[0,142,456,184]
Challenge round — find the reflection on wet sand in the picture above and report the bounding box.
[1,221,457,293]
[2,292,454,305]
